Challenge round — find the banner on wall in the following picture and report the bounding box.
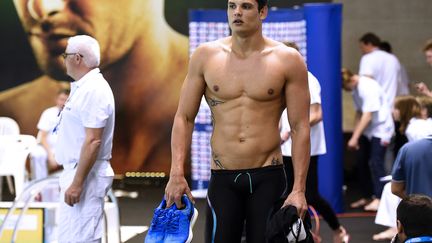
[188,5,343,213]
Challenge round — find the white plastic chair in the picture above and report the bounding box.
[0,135,36,199]
[0,117,21,198]
[0,117,19,135]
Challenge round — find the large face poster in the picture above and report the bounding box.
[0,0,330,175]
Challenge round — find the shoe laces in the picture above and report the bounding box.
[166,210,181,233]
[150,209,168,231]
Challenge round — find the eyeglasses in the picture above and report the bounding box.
[61,53,83,59]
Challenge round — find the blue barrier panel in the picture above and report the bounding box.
[305,3,344,212]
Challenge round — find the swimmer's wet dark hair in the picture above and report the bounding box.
[256,0,268,11]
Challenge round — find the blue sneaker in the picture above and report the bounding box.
[164,195,198,243]
[145,198,171,243]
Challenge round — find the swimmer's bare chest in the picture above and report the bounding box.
[202,51,286,169]
[204,51,286,100]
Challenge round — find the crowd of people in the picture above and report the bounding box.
[342,34,432,241]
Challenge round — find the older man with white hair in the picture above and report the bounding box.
[55,35,115,243]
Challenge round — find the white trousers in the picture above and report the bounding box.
[58,165,113,243]
[30,145,49,180]
[375,182,401,227]
[30,145,60,202]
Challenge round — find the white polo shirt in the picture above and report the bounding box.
[359,49,401,108]
[281,72,326,156]
[352,76,394,143]
[55,68,115,175]
[37,106,60,148]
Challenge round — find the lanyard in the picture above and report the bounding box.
[52,76,88,133]
[405,236,432,243]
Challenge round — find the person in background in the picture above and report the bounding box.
[342,68,394,212]
[423,39,432,67]
[31,89,69,181]
[30,88,69,202]
[55,35,115,243]
[379,41,411,96]
[379,41,411,161]
[393,96,432,142]
[391,194,432,243]
[391,135,432,200]
[417,82,432,97]
[417,96,432,119]
[415,39,432,98]
[389,123,432,241]
[358,32,401,110]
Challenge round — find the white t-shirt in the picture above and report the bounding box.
[352,76,394,143]
[55,68,115,175]
[405,118,432,142]
[397,64,410,96]
[37,106,60,148]
[281,72,326,156]
[359,49,401,108]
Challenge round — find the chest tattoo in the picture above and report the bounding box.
[208,97,225,107]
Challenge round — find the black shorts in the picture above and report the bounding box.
[205,165,286,243]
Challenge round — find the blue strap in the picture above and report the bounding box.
[234,172,253,194]
[207,197,217,243]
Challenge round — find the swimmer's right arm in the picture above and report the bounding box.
[165,45,208,208]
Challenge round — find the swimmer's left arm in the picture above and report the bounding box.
[282,48,310,217]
